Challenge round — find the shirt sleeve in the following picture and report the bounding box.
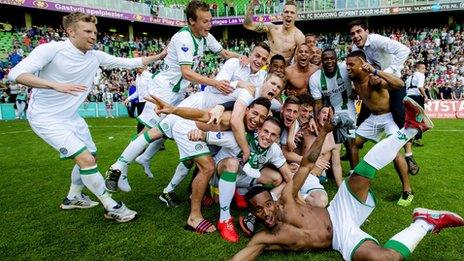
[371,34,410,72]
[94,51,143,69]
[206,33,223,54]
[215,58,239,81]
[415,73,425,88]
[8,41,60,82]
[206,131,237,148]
[237,88,254,105]
[309,71,322,100]
[269,144,287,168]
[174,32,195,66]
[270,99,282,111]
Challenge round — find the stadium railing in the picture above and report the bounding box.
[0,102,129,120]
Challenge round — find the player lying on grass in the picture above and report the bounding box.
[232,98,464,260]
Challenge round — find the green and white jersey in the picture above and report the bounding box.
[152,27,223,93]
[309,62,356,120]
[207,131,286,170]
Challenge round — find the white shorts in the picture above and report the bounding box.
[355,113,399,142]
[300,174,326,199]
[29,116,96,159]
[328,181,378,260]
[158,116,210,162]
[137,88,183,128]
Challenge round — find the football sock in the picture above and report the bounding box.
[112,131,153,170]
[79,165,117,210]
[67,164,84,199]
[164,162,191,193]
[219,171,237,222]
[363,128,418,170]
[384,219,434,259]
[137,138,165,162]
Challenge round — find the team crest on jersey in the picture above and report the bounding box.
[59,147,68,155]
[257,155,267,164]
[181,45,189,52]
[216,132,222,139]
[149,118,158,126]
[162,122,170,131]
[195,144,203,151]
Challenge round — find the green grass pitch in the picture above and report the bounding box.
[1,118,463,260]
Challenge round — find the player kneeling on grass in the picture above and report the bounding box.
[7,12,165,222]
[232,101,464,260]
[187,117,294,243]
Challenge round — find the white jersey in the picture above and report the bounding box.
[151,27,222,94]
[405,72,425,96]
[351,34,410,77]
[177,83,281,111]
[207,131,286,169]
[309,62,355,120]
[8,39,142,121]
[204,58,267,93]
[129,70,152,102]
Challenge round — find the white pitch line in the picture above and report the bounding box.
[0,130,32,135]
[1,128,463,135]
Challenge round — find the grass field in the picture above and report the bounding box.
[1,118,463,260]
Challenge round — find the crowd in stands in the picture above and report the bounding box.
[1,23,463,118]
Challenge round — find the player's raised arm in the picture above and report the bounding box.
[145,94,212,123]
[243,1,274,33]
[291,108,334,198]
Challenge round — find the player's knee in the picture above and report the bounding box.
[272,174,283,186]
[196,157,215,176]
[147,128,162,140]
[222,157,240,172]
[306,191,328,208]
[75,152,96,168]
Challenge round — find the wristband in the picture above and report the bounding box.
[374,69,378,76]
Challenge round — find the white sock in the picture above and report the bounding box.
[137,138,164,162]
[164,162,190,193]
[364,128,418,169]
[67,164,84,199]
[79,165,117,210]
[405,152,413,157]
[384,219,433,259]
[112,131,152,170]
[219,171,237,222]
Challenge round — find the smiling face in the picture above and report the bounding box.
[269,59,286,78]
[260,75,285,100]
[244,104,269,131]
[249,46,270,73]
[281,103,299,128]
[282,4,297,29]
[350,25,369,48]
[296,44,310,67]
[67,21,97,52]
[189,9,212,38]
[257,120,281,149]
[250,190,278,228]
[309,47,322,66]
[322,51,337,75]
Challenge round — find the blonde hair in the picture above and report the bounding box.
[62,12,97,30]
[266,72,287,86]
